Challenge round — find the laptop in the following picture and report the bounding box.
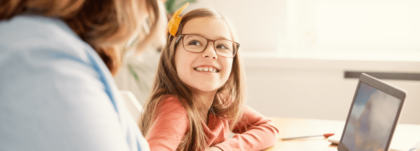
[328,73,406,151]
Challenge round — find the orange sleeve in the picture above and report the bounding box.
[214,106,279,151]
[146,97,189,151]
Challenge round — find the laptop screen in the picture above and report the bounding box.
[341,82,401,151]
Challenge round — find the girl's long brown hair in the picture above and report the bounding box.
[0,0,165,75]
[140,8,246,151]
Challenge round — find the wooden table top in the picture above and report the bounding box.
[265,117,420,151]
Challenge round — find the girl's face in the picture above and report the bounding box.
[174,17,234,94]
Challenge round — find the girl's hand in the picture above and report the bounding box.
[206,146,222,151]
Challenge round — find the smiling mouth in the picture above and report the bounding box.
[193,67,220,73]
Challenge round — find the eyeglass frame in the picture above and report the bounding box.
[175,34,240,58]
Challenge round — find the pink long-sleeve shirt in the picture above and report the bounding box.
[146,96,279,151]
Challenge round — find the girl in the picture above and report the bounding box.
[140,6,279,151]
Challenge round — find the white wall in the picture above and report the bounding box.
[243,57,420,124]
[184,0,286,52]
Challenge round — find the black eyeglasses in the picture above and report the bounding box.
[175,34,240,58]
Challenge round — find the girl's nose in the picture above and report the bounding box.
[202,42,218,59]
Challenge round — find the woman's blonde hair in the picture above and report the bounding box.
[0,0,165,75]
[140,8,246,151]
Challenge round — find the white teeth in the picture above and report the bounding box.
[194,67,218,73]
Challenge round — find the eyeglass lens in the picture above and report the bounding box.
[182,35,237,57]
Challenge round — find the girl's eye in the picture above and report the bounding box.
[188,40,201,46]
[216,44,229,50]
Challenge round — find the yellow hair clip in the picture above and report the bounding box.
[168,2,189,37]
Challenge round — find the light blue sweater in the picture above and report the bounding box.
[0,15,149,151]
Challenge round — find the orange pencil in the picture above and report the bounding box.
[282,133,335,140]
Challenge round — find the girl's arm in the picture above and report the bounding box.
[146,97,190,151]
[214,106,279,151]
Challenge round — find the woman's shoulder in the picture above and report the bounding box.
[0,14,91,61]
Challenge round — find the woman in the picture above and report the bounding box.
[0,0,166,150]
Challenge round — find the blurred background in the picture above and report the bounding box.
[116,0,420,124]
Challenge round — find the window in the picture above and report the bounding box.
[277,0,420,60]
